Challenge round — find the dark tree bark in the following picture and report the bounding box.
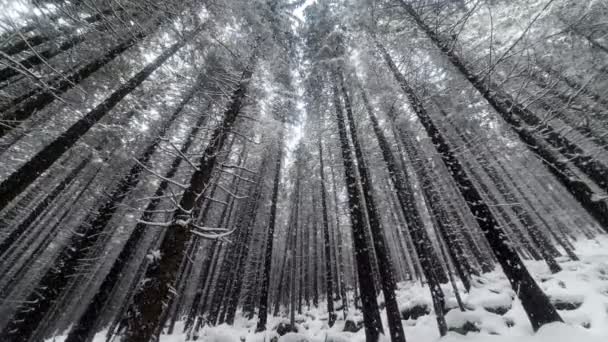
[123,46,258,342]
[204,150,251,326]
[1,74,201,342]
[317,140,336,326]
[359,79,458,291]
[273,195,297,317]
[396,1,608,230]
[184,242,219,335]
[241,232,264,319]
[288,169,301,330]
[0,9,113,57]
[0,32,88,83]
[377,39,563,331]
[328,159,349,314]
[330,68,383,342]
[255,125,284,332]
[0,16,168,139]
[391,113,485,278]
[339,72,408,341]
[0,156,89,255]
[0,25,203,212]
[429,95,563,272]
[312,194,320,308]
[223,160,268,324]
[0,163,102,305]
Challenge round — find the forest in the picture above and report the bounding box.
[0,0,607,341]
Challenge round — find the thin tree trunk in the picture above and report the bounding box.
[330,68,383,342]
[340,72,409,341]
[122,46,258,342]
[255,124,284,332]
[0,16,167,138]
[358,77,450,332]
[328,159,348,315]
[318,140,336,326]
[396,1,608,230]
[58,94,208,342]
[0,25,203,212]
[0,156,89,255]
[377,39,563,331]
[224,157,269,324]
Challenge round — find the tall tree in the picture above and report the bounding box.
[63,94,210,342]
[317,139,336,326]
[395,0,608,230]
[256,125,285,332]
[375,38,563,331]
[329,68,384,341]
[0,24,204,212]
[123,44,259,341]
[337,70,409,340]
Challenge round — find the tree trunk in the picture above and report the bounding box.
[0,9,112,57]
[122,45,258,341]
[359,73,454,318]
[0,156,89,255]
[0,25,203,212]
[273,197,296,317]
[0,16,166,138]
[224,157,268,324]
[255,125,284,332]
[328,158,349,314]
[396,1,608,230]
[330,68,383,342]
[9,85,202,342]
[377,39,563,331]
[0,31,88,83]
[318,140,336,326]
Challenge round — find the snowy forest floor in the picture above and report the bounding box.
[53,235,608,342]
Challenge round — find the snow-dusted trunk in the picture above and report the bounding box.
[273,207,295,317]
[0,25,202,213]
[255,124,285,332]
[203,148,252,326]
[494,159,580,261]
[0,71,202,342]
[0,156,89,255]
[223,157,268,324]
[289,178,300,329]
[0,162,102,307]
[303,201,312,311]
[122,47,257,341]
[318,139,336,326]
[388,110,490,276]
[61,92,209,342]
[364,84,473,293]
[328,159,349,314]
[378,39,563,331]
[0,26,93,83]
[524,73,608,151]
[312,193,320,308]
[354,77,445,338]
[0,15,169,140]
[330,68,383,342]
[0,7,116,57]
[535,61,608,110]
[396,0,608,230]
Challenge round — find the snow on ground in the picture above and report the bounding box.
[51,235,608,342]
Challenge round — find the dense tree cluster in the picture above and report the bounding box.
[0,0,605,341]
